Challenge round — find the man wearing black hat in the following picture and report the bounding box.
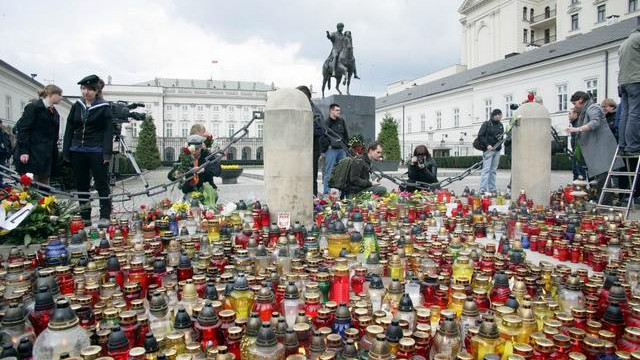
[477,108,504,193]
[62,74,113,225]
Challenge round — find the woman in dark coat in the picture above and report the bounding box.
[16,84,63,184]
[62,75,113,223]
[405,144,439,192]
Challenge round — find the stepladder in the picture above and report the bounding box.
[596,146,640,219]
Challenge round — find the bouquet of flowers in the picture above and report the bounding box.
[0,174,74,244]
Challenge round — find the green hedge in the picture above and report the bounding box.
[434,155,571,170]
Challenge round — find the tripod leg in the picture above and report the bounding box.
[118,136,150,188]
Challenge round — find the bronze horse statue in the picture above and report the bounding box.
[322,31,357,98]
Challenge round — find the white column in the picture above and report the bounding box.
[264,88,314,225]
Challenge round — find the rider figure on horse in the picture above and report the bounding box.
[326,23,360,79]
[326,23,346,77]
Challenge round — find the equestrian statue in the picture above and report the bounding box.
[322,22,360,98]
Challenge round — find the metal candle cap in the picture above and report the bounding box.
[197,302,219,326]
[256,322,278,348]
[246,313,262,337]
[285,282,299,299]
[399,294,414,312]
[107,325,130,350]
[48,299,79,330]
[233,274,249,291]
[174,307,192,329]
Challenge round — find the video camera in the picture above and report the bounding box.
[110,101,146,124]
[110,101,146,137]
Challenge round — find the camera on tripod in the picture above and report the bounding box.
[107,101,149,188]
[110,101,146,136]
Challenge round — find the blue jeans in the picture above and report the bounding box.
[480,150,500,192]
[323,148,347,194]
[618,83,640,153]
[571,155,587,180]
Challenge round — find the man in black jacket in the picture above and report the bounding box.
[296,85,329,196]
[348,141,387,196]
[323,103,348,194]
[478,109,504,193]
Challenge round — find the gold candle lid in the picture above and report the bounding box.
[128,347,145,357]
[568,353,586,360]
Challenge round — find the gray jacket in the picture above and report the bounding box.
[576,101,623,177]
[619,28,640,85]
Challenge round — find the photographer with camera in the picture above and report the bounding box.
[15,85,63,184]
[62,75,113,225]
[405,145,438,192]
[168,133,221,202]
[477,109,504,194]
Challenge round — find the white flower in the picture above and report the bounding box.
[25,173,34,179]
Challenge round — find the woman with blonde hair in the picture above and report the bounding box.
[15,84,64,184]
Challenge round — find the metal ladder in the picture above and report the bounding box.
[596,146,640,219]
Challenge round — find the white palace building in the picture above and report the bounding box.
[376,0,640,160]
[103,78,273,162]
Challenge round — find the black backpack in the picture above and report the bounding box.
[329,157,354,190]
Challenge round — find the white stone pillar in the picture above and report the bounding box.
[511,102,551,206]
[264,88,313,225]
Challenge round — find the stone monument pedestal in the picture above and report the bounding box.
[512,102,551,206]
[264,89,314,225]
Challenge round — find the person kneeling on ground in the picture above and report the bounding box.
[404,144,439,192]
[168,134,221,203]
[347,141,387,196]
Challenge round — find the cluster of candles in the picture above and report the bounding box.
[0,187,639,360]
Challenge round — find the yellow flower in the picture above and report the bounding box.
[18,192,29,201]
[171,201,190,213]
[1,200,11,211]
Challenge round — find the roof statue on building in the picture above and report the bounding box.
[322,22,360,98]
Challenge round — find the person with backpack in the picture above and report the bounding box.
[477,109,504,193]
[346,141,387,196]
[15,84,63,185]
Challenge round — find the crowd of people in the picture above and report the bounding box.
[2,25,638,222]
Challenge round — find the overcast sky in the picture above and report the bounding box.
[0,0,463,98]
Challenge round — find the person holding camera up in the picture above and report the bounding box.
[15,85,63,185]
[404,145,439,192]
[62,75,113,225]
[168,133,221,203]
[477,109,504,194]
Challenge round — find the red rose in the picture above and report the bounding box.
[140,204,146,210]
[39,197,45,204]
[183,147,190,155]
[20,174,33,187]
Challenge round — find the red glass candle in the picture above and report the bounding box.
[70,215,85,235]
[127,261,149,298]
[252,286,275,322]
[227,327,243,360]
[304,294,321,321]
[351,268,367,295]
[56,266,74,295]
[261,206,270,227]
[313,308,333,330]
[119,311,140,349]
[331,265,350,305]
[107,326,131,360]
[195,308,223,351]
[29,287,55,336]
